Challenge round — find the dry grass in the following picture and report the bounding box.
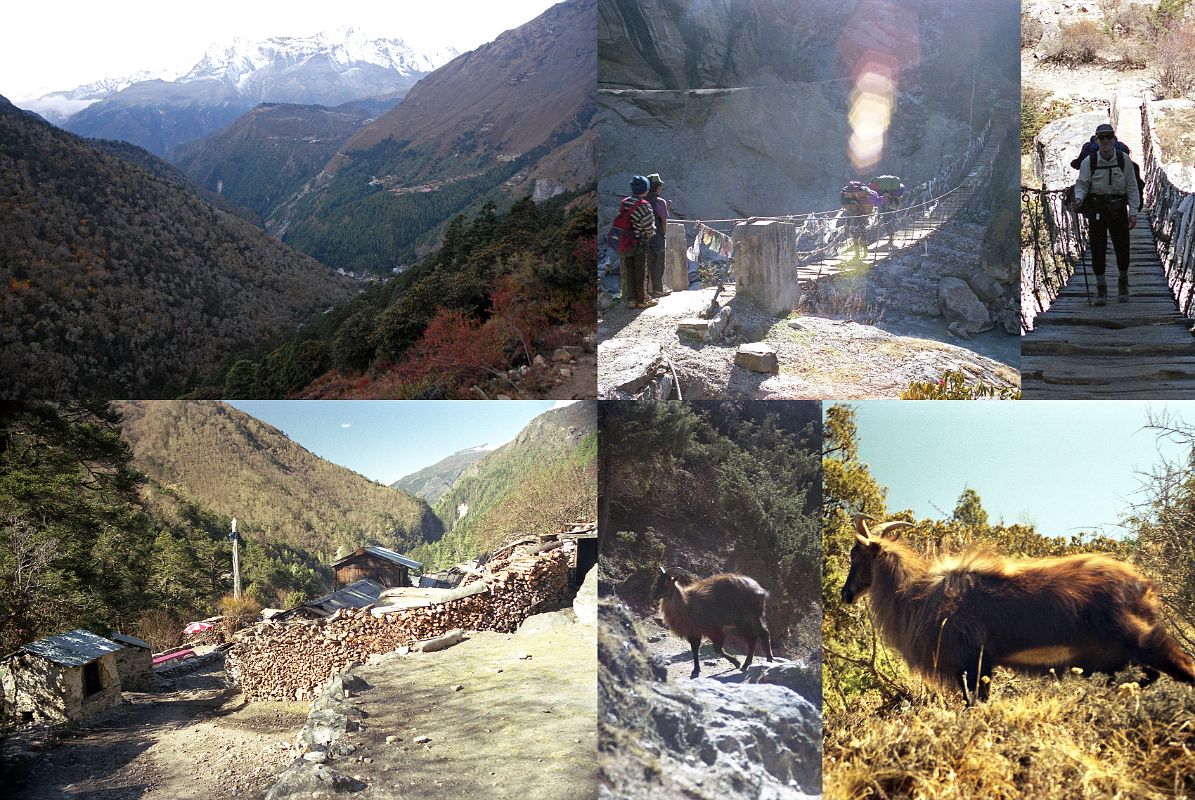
[1156,107,1195,166]
[825,671,1195,800]
[1044,20,1111,65]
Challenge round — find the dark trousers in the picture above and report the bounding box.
[621,248,648,303]
[1089,206,1130,282]
[648,243,666,293]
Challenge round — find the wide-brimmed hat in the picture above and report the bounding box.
[646,173,664,187]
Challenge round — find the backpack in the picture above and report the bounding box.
[1085,150,1144,203]
[607,197,649,254]
[841,181,873,215]
[869,175,902,193]
[1069,137,1129,169]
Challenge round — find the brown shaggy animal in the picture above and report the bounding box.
[655,566,774,678]
[842,515,1195,703]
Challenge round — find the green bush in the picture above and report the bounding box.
[900,370,1021,399]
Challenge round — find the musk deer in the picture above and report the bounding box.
[655,566,774,678]
[843,514,1195,704]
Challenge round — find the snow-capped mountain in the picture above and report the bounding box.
[181,28,455,88]
[24,70,180,123]
[50,30,457,155]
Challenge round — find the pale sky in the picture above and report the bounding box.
[842,401,1194,540]
[226,400,578,486]
[1,0,561,101]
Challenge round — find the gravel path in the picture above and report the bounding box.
[5,660,308,800]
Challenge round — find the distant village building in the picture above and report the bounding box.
[109,632,155,692]
[332,546,421,590]
[1,630,123,723]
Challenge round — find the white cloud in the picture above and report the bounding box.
[341,423,352,429]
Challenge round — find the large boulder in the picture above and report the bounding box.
[735,343,780,373]
[264,762,367,799]
[939,277,992,336]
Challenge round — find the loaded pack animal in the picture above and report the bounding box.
[842,514,1195,704]
[655,566,774,678]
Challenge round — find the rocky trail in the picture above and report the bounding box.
[3,658,308,800]
[599,600,822,800]
[598,286,1018,399]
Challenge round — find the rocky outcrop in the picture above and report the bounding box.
[599,599,821,799]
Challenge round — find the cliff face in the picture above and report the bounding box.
[598,0,1017,227]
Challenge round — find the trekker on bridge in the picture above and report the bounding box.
[840,180,878,257]
[1074,123,1141,305]
[645,173,671,298]
[869,175,906,245]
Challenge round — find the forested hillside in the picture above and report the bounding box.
[216,191,595,399]
[392,446,490,503]
[821,404,1195,798]
[274,0,596,271]
[0,95,356,399]
[410,402,597,569]
[0,402,340,657]
[116,401,440,559]
[170,102,378,219]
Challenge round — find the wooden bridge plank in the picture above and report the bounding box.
[1022,209,1195,397]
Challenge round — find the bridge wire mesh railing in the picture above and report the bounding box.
[653,116,996,275]
[1141,100,1195,317]
[1020,178,1089,332]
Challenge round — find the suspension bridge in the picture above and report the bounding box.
[664,116,999,293]
[1022,99,1195,398]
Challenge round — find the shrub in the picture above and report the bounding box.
[1044,19,1109,64]
[218,594,263,636]
[133,609,181,652]
[1021,12,1044,48]
[1156,23,1195,98]
[900,370,1021,399]
[1021,87,1073,155]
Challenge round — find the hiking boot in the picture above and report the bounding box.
[643,298,659,307]
[1118,276,1130,302]
[1094,280,1107,306]
[652,289,672,297]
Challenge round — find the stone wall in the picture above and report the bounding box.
[115,645,155,692]
[1,652,121,723]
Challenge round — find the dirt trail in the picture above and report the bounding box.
[5,661,307,800]
[328,621,597,800]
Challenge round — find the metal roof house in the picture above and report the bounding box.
[1,630,123,723]
[109,632,155,693]
[332,546,421,590]
[278,579,385,620]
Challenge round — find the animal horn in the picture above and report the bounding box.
[852,513,873,545]
[871,520,914,540]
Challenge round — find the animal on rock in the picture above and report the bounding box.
[655,566,774,678]
[842,514,1195,704]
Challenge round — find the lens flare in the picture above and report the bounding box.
[848,67,894,171]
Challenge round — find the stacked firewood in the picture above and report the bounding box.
[227,546,570,701]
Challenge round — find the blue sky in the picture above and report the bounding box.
[841,401,1195,538]
[228,400,570,486]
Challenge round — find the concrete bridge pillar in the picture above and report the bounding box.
[664,222,689,291]
[731,220,800,316]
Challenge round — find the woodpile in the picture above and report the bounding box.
[227,546,570,701]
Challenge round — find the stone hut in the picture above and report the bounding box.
[332,546,421,590]
[109,632,155,692]
[1,630,122,723]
